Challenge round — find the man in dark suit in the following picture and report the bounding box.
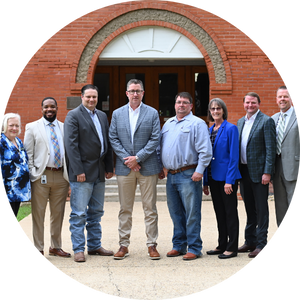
[64,84,114,262]
[272,86,299,226]
[237,92,276,258]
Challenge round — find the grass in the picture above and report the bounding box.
[17,203,32,222]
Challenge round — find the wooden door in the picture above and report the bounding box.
[94,65,209,124]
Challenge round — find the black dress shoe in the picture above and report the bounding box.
[206,249,223,255]
[218,252,237,259]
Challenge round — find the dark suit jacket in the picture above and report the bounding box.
[64,104,113,182]
[237,111,276,183]
[204,120,241,186]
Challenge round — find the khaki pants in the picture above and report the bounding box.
[117,171,158,247]
[31,169,69,251]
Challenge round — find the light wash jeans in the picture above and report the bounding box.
[166,168,203,256]
[69,179,105,253]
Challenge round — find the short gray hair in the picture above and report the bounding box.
[126,79,144,91]
[2,113,21,135]
[207,98,228,122]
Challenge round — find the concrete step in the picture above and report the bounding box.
[104,177,212,202]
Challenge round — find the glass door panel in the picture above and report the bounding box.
[158,73,178,117]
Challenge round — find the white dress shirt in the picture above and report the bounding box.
[43,118,65,168]
[128,102,142,143]
[240,109,260,164]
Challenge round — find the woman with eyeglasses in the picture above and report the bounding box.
[203,98,241,259]
[0,113,31,217]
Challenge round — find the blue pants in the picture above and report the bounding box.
[166,168,203,256]
[69,179,105,253]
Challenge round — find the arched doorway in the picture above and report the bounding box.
[93,26,209,125]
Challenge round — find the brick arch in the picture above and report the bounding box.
[71,8,232,94]
[87,21,212,82]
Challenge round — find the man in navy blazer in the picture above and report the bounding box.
[237,92,276,258]
[109,79,161,260]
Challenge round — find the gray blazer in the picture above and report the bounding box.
[272,108,300,181]
[109,103,161,176]
[64,104,113,182]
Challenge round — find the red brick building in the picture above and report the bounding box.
[6,0,284,139]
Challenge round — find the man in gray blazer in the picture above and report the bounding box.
[109,79,161,260]
[64,84,114,262]
[237,92,276,258]
[272,86,299,226]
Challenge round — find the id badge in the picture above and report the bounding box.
[41,175,47,184]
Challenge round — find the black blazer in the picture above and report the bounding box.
[64,104,113,182]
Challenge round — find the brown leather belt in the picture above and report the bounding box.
[45,167,63,171]
[168,164,197,175]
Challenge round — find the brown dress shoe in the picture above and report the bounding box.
[88,247,114,256]
[166,249,186,257]
[49,247,71,258]
[114,246,129,260]
[183,252,200,260]
[36,251,45,259]
[248,248,261,258]
[74,252,86,262]
[238,244,256,253]
[148,246,160,260]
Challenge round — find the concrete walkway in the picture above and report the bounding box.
[19,197,277,300]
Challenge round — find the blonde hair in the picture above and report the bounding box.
[2,113,21,135]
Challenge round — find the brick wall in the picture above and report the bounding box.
[5,1,284,140]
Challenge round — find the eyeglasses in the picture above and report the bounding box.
[127,90,143,95]
[210,107,222,111]
[175,101,191,105]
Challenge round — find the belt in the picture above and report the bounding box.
[45,167,63,171]
[168,164,197,175]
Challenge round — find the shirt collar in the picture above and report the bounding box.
[83,105,97,115]
[281,106,293,117]
[43,117,58,126]
[174,111,193,122]
[244,109,260,121]
[128,101,143,113]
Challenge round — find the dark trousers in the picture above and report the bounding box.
[10,202,21,217]
[239,164,269,249]
[209,179,239,252]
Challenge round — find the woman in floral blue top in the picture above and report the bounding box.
[0,113,31,216]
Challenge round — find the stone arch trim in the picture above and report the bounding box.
[72,8,232,93]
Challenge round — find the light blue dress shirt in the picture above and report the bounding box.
[43,118,64,168]
[160,112,212,174]
[83,106,104,156]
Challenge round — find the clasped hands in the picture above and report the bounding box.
[124,156,141,172]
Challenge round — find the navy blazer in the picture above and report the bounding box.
[204,120,241,186]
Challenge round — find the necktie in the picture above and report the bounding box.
[49,123,61,168]
[276,113,286,155]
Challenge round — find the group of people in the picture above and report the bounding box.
[1,80,298,262]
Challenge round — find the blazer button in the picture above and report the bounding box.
[212,157,215,160]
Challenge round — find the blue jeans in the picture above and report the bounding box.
[166,169,203,256]
[69,179,105,253]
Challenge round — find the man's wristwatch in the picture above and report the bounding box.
[135,156,140,163]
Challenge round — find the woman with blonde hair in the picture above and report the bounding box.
[0,113,31,216]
